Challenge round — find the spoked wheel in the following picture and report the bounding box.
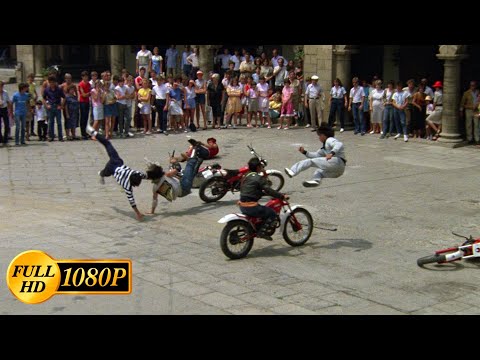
[417,254,448,266]
[220,221,254,260]
[199,178,228,203]
[266,173,285,192]
[283,208,313,247]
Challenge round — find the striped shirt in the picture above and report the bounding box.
[113,165,147,208]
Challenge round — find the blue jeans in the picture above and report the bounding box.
[328,99,345,128]
[179,145,210,195]
[79,102,90,137]
[393,108,407,135]
[48,108,63,140]
[97,134,123,177]
[382,105,394,135]
[352,103,364,134]
[15,114,26,144]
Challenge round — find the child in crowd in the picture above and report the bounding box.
[65,84,79,140]
[35,100,47,141]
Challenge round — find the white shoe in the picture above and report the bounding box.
[98,171,105,185]
[394,133,401,139]
[340,128,344,133]
[86,124,96,135]
[404,135,408,142]
[369,130,375,134]
[128,132,134,137]
[303,180,320,187]
[380,131,383,135]
[284,168,295,178]
[305,124,311,128]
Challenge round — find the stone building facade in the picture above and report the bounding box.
[12,44,476,146]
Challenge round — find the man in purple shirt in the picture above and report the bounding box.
[43,75,65,142]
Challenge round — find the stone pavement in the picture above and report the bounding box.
[2,122,480,315]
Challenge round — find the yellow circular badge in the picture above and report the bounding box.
[6,250,60,304]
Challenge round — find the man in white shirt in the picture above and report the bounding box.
[136,45,152,76]
[304,75,324,128]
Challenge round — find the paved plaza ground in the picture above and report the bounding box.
[2,108,480,314]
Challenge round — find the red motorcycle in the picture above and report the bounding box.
[218,198,314,259]
[198,145,285,203]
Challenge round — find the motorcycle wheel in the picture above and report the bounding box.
[199,177,228,203]
[416,254,448,266]
[266,172,284,192]
[220,220,254,260]
[283,208,313,247]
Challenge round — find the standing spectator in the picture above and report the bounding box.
[78,71,91,140]
[60,73,77,137]
[369,80,385,135]
[26,73,37,139]
[273,58,287,89]
[35,100,47,141]
[124,75,136,137]
[256,75,271,128]
[195,70,207,129]
[103,81,117,139]
[239,53,255,79]
[65,84,79,140]
[411,84,426,138]
[230,49,241,79]
[218,48,231,78]
[348,77,365,135]
[420,78,434,99]
[181,45,193,78]
[362,79,372,133]
[137,78,152,134]
[380,80,395,139]
[305,75,324,129]
[392,81,409,142]
[115,77,128,138]
[207,73,224,130]
[278,78,294,129]
[225,77,242,128]
[91,80,105,133]
[151,47,163,76]
[459,80,479,144]
[152,75,169,135]
[166,80,184,133]
[271,48,285,68]
[184,79,196,129]
[186,47,200,80]
[165,45,178,77]
[327,78,347,132]
[404,79,416,136]
[136,45,152,75]
[12,83,30,146]
[0,80,12,146]
[425,81,443,141]
[43,75,66,142]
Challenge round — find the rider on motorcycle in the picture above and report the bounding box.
[238,157,288,240]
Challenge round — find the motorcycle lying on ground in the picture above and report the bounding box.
[198,145,285,203]
[218,197,314,260]
[417,232,480,266]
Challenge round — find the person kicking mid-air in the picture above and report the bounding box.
[284,125,346,187]
[86,124,162,221]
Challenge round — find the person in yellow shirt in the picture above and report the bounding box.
[137,78,152,134]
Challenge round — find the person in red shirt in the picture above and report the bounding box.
[77,71,91,139]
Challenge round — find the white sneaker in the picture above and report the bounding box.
[128,132,134,137]
[284,168,295,178]
[369,130,375,134]
[404,135,408,142]
[305,124,311,128]
[303,180,320,187]
[340,128,344,133]
[86,124,96,135]
[394,133,401,139]
[380,131,383,135]
[98,171,105,185]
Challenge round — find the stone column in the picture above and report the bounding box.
[333,46,354,130]
[34,45,46,83]
[436,45,467,146]
[15,45,34,83]
[198,45,221,75]
[110,45,124,76]
[383,45,400,83]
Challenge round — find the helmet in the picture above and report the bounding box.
[260,159,268,167]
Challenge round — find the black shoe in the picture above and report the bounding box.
[257,233,273,241]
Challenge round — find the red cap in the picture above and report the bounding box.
[433,81,443,88]
[207,137,216,143]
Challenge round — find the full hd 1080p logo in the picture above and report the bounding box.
[6,250,132,304]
